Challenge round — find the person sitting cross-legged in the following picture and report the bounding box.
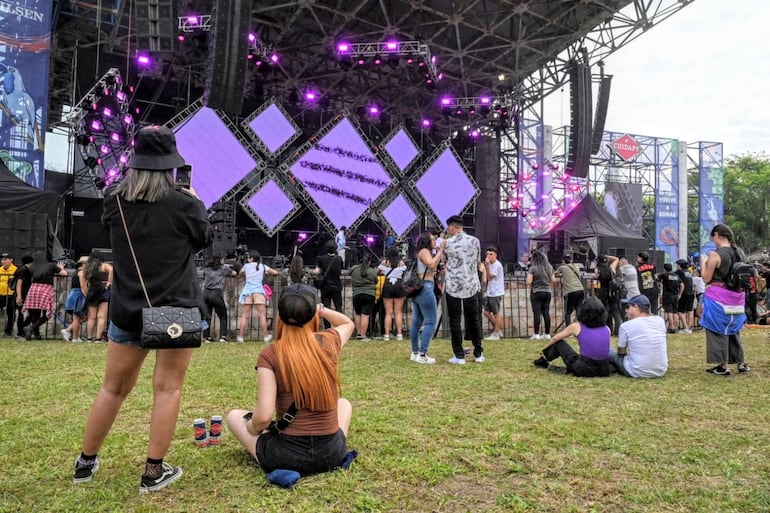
[532,296,611,377]
[609,295,669,378]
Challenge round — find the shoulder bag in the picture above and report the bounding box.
[117,196,202,349]
[401,260,425,298]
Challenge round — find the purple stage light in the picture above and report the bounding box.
[440,97,452,106]
[107,168,119,177]
[373,55,382,65]
[119,154,128,164]
[386,41,398,51]
[174,107,258,208]
[243,179,297,233]
[437,73,444,81]
[368,105,379,115]
[431,55,437,64]
[298,232,308,241]
[102,107,113,117]
[115,91,126,102]
[270,53,279,63]
[337,42,350,53]
[381,194,418,237]
[247,101,300,154]
[414,146,479,227]
[99,144,110,154]
[357,58,366,65]
[247,54,254,60]
[90,120,103,131]
[406,57,414,64]
[248,33,256,42]
[110,133,121,142]
[383,128,421,173]
[186,15,198,24]
[137,54,150,66]
[123,114,133,125]
[366,235,375,244]
[480,96,491,105]
[421,119,431,127]
[288,117,393,230]
[255,60,263,66]
[305,91,317,102]
[178,35,185,42]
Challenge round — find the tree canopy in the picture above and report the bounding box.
[724,153,770,251]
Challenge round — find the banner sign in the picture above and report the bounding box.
[0,0,51,188]
[654,140,681,262]
[698,142,724,254]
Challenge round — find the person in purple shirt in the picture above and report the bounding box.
[532,296,611,377]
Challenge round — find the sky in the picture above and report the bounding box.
[543,0,770,158]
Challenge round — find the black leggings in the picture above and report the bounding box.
[530,291,552,334]
[203,288,228,339]
[22,309,46,338]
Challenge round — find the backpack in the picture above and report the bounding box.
[723,249,753,292]
[7,267,20,293]
[609,270,627,299]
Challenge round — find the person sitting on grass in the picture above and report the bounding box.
[609,295,668,378]
[532,296,611,377]
[227,283,355,477]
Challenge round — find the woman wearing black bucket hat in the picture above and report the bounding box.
[73,126,213,494]
[227,283,356,476]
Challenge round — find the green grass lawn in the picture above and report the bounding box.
[1,329,769,513]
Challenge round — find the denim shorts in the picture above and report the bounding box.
[256,429,347,475]
[107,321,143,347]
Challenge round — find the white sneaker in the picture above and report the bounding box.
[414,354,436,364]
[542,334,551,340]
[474,354,486,363]
[396,334,403,341]
[382,335,390,341]
[410,352,419,361]
[448,356,466,365]
[71,338,84,343]
[236,336,245,343]
[684,329,692,334]
[529,334,541,340]
[61,329,71,342]
[264,334,273,343]
[219,337,228,342]
[484,333,500,341]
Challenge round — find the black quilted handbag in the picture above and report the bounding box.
[117,196,202,350]
[141,306,202,349]
[401,262,425,299]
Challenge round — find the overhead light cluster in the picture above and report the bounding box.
[335,40,442,90]
[248,34,280,71]
[66,68,136,190]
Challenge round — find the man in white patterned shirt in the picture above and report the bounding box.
[441,215,483,364]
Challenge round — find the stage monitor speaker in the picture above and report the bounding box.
[204,0,252,114]
[590,75,612,154]
[136,0,176,52]
[566,63,592,178]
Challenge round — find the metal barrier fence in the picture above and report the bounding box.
[20,272,596,341]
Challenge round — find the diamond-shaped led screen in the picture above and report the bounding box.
[415,147,478,227]
[174,107,258,208]
[381,194,418,237]
[243,179,296,233]
[247,102,300,154]
[289,117,392,229]
[383,128,420,173]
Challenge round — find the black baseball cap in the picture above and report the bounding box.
[129,126,186,170]
[0,253,10,258]
[278,284,318,327]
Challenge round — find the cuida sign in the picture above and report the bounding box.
[609,134,641,161]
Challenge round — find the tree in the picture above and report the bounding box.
[724,153,770,251]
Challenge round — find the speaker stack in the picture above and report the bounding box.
[565,63,593,178]
[204,0,252,114]
[135,0,176,52]
[590,75,612,155]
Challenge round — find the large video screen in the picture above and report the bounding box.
[288,117,393,229]
[414,146,478,227]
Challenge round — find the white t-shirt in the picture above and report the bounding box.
[618,315,668,378]
[486,260,504,297]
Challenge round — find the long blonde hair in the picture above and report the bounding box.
[273,316,341,411]
[113,168,173,202]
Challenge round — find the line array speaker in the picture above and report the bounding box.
[136,0,176,52]
[565,63,592,178]
[204,0,252,114]
[590,75,612,154]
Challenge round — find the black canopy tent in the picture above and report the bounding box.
[533,194,649,258]
[0,159,65,260]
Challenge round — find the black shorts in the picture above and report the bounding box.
[662,295,678,313]
[256,429,347,475]
[678,294,695,313]
[381,281,405,299]
[484,295,502,314]
[352,293,375,315]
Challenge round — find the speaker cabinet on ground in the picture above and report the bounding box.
[204,0,252,114]
[590,75,612,154]
[566,63,592,178]
[136,0,176,52]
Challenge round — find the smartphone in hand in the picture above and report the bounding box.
[175,165,192,188]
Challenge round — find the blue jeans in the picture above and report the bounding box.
[410,281,436,354]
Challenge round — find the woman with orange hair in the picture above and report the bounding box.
[227,284,354,475]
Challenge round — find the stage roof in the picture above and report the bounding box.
[49,0,694,130]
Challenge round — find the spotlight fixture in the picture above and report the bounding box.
[335,40,441,84]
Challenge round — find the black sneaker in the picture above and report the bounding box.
[706,365,731,376]
[738,363,751,374]
[533,356,549,369]
[547,364,568,374]
[139,463,182,495]
[73,456,100,483]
